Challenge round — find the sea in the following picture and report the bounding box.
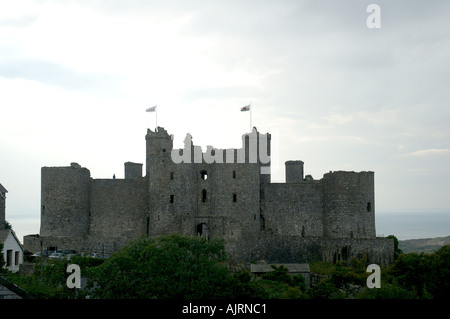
[376,211,450,240]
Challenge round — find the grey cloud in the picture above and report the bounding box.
[0,58,120,92]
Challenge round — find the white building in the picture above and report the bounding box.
[0,229,24,273]
[1,182,24,273]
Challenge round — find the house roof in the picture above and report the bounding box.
[0,182,7,194]
[0,276,33,299]
[0,229,23,250]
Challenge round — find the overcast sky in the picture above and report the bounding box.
[1,0,449,241]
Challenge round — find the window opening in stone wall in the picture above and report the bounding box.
[15,251,19,265]
[146,217,150,235]
[202,189,207,203]
[170,172,174,180]
[170,195,174,203]
[163,149,166,152]
[233,170,236,179]
[367,202,372,212]
[200,170,208,180]
[233,193,237,202]
[301,225,305,238]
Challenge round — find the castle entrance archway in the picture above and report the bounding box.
[197,223,209,239]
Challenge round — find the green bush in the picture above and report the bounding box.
[88,234,238,299]
[6,258,84,299]
[357,283,418,299]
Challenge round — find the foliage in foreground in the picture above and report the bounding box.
[88,234,236,299]
[4,234,450,299]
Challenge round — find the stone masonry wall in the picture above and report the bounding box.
[24,127,393,265]
[226,233,394,266]
[322,171,375,239]
[261,182,324,237]
[40,164,90,238]
[146,127,266,242]
[89,177,148,241]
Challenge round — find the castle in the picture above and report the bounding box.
[24,127,394,265]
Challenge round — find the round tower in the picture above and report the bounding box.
[322,171,375,239]
[40,163,91,237]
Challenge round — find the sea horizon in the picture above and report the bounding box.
[376,210,450,240]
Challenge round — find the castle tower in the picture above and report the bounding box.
[322,171,375,239]
[145,127,267,240]
[124,162,143,179]
[145,127,174,176]
[40,163,91,237]
[240,127,271,184]
[285,160,304,183]
[0,182,7,230]
[145,127,192,236]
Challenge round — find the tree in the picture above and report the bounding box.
[387,252,431,298]
[357,282,417,299]
[428,245,450,299]
[252,265,306,299]
[88,234,238,299]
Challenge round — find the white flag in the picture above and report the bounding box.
[146,105,157,112]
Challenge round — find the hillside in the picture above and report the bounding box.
[399,235,450,253]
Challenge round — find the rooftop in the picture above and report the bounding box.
[0,182,7,194]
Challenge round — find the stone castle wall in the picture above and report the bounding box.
[322,171,375,239]
[89,177,148,241]
[226,234,394,266]
[261,182,324,237]
[24,127,394,265]
[40,164,90,238]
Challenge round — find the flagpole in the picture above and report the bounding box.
[250,103,252,130]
